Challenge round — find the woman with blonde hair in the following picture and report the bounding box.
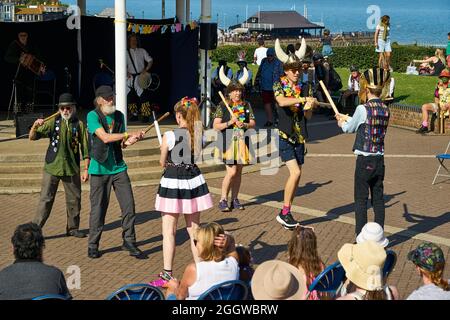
[164,222,240,300]
[374,15,392,71]
[407,242,450,300]
[288,227,325,300]
[149,97,213,287]
[413,49,447,76]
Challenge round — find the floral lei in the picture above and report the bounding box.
[230,101,246,123]
[280,76,301,98]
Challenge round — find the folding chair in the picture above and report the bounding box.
[306,261,346,299]
[32,294,69,300]
[383,250,397,279]
[106,283,165,300]
[432,141,450,185]
[198,280,249,300]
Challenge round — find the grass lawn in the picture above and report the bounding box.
[211,62,438,107]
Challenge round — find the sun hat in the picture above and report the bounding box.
[407,242,445,273]
[338,241,386,291]
[251,260,306,300]
[356,222,389,248]
[438,69,450,79]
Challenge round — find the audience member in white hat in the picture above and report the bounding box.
[356,222,389,247]
[337,241,399,300]
[251,260,307,300]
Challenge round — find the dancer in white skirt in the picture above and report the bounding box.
[150,97,213,287]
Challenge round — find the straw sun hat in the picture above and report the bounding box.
[251,260,306,300]
[338,240,387,291]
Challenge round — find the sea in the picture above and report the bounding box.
[66,0,449,46]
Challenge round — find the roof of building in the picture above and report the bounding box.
[96,7,133,18]
[15,7,42,15]
[249,10,323,29]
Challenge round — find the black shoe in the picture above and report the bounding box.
[88,248,101,259]
[416,126,429,134]
[122,241,143,257]
[66,230,86,238]
[276,211,299,228]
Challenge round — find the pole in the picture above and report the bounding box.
[115,0,127,128]
[77,0,86,15]
[200,0,212,126]
[162,0,165,19]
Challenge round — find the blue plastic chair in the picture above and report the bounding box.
[106,283,165,300]
[432,141,450,185]
[383,250,397,279]
[306,262,346,299]
[32,294,69,300]
[198,280,249,300]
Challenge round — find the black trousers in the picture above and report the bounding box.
[354,155,385,235]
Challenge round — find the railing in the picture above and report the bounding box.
[241,23,274,30]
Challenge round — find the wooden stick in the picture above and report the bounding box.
[144,112,170,134]
[43,112,59,122]
[218,91,235,118]
[319,80,340,115]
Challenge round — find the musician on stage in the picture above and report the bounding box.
[4,31,45,114]
[86,85,145,259]
[29,93,89,238]
[126,33,153,122]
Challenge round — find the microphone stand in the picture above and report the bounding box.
[7,62,22,121]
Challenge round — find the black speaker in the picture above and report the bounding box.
[15,113,43,138]
[199,23,217,50]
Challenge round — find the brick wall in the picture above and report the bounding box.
[388,104,450,134]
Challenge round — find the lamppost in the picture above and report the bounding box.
[236,14,239,24]
[223,13,226,31]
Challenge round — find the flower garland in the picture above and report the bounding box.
[280,76,301,98]
[231,101,246,123]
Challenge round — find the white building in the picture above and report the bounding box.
[0,1,16,22]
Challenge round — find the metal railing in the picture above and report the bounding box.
[241,22,274,30]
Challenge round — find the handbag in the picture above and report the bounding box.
[406,62,419,75]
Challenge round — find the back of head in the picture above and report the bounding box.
[174,97,202,155]
[196,222,225,262]
[11,223,45,261]
[288,227,322,279]
[258,38,264,46]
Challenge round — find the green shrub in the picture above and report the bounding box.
[211,44,438,72]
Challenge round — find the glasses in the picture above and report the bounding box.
[103,96,114,102]
[59,106,73,111]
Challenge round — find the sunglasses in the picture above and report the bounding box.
[59,106,73,111]
[103,96,114,101]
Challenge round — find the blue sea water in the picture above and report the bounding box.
[66,0,449,45]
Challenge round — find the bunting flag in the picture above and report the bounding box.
[126,21,197,35]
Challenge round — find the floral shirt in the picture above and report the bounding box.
[273,76,306,144]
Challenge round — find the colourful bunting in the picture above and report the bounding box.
[125,21,198,35]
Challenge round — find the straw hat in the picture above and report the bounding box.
[251,260,306,300]
[338,241,386,291]
[356,222,389,248]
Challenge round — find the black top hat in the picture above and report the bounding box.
[58,93,76,106]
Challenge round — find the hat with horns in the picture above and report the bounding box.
[275,38,307,69]
[219,65,249,92]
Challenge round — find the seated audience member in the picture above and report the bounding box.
[340,222,389,296]
[337,241,399,300]
[418,56,433,75]
[413,49,446,76]
[236,245,254,283]
[407,242,450,300]
[0,223,72,300]
[340,65,360,111]
[288,226,325,300]
[164,222,239,300]
[251,260,306,300]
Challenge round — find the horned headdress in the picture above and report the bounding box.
[219,65,249,92]
[275,38,307,69]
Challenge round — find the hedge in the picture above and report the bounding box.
[211,44,439,72]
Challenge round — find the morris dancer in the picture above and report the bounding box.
[336,67,391,235]
[273,39,318,230]
[86,85,145,259]
[150,97,213,287]
[29,93,89,238]
[213,66,256,212]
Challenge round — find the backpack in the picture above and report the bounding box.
[328,65,343,92]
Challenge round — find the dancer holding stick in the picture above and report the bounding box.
[213,67,256,212]
[149,97,213,287]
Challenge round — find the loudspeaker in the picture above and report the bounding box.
[15,113,43,138]
[199,23,217,50]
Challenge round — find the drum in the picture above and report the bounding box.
[20,53,45,75]
[138,72,152,89]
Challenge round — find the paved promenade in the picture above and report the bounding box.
[0,112,449,300]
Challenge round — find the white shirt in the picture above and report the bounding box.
[187,256,239,300]
[234,69,253,85]
[126,47,152,74]
[348,75,360,91]
[254,47,268,66]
